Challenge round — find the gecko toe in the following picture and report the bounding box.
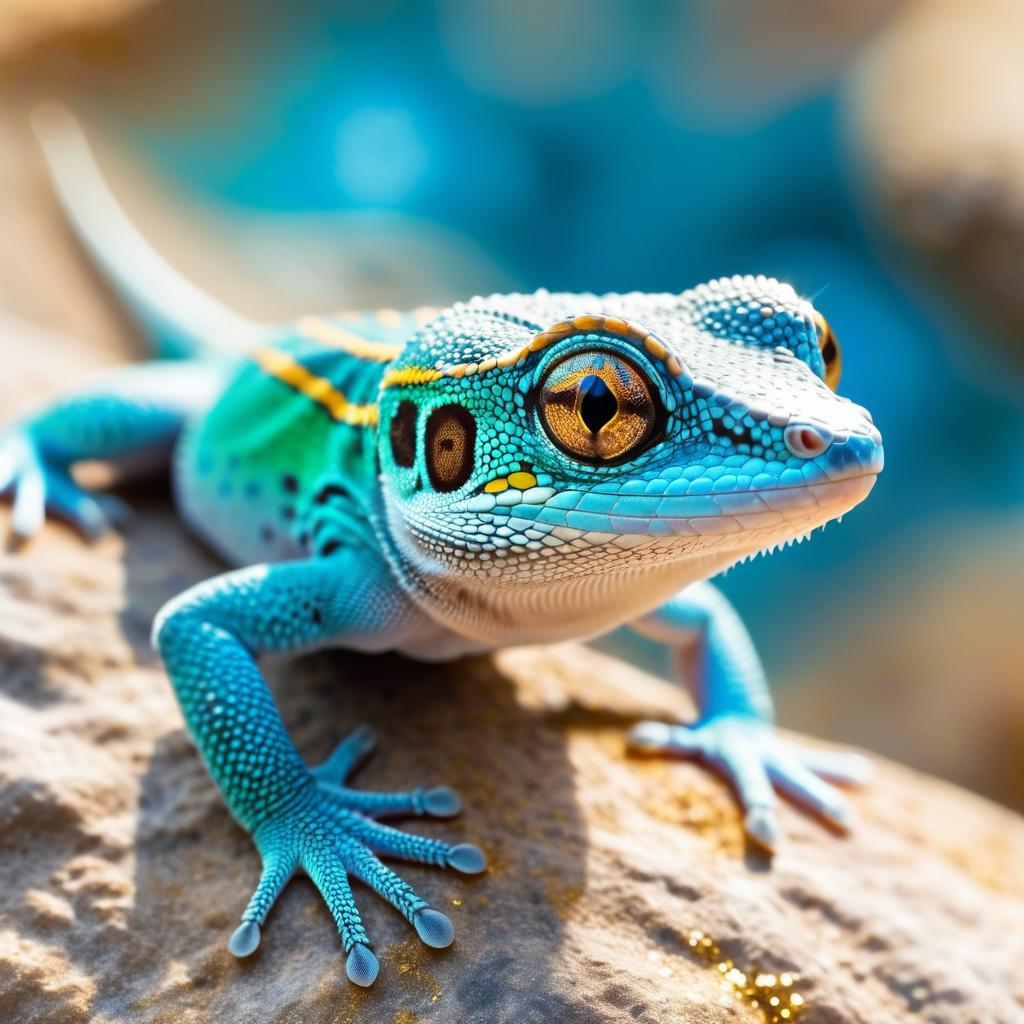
[446,843,486,874]
[228,920,261,958]
[413,908,454,948]
[422,785,461,817]
[345,942,379,987]
[744,806,779,852]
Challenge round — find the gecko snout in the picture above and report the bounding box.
[783,422,833,459]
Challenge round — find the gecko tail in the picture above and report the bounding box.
[30,102,265,360]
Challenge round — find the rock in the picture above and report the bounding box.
[2,490,1024,1024]
[845,0,1024,356]
[778,528,1024,815]
[0,0,156,61]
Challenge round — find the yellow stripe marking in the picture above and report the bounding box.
[298,316,403,362]
[253,347,378,426]
[380,314,691,390]
[381,365,445,389]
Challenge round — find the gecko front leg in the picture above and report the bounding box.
[627,581,871,850]
[152,549,485,987]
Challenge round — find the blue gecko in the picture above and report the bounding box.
[1,107,882,987]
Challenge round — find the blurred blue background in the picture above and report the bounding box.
[7,0,1024,807]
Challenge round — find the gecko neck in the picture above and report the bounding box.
[371,491,738,645]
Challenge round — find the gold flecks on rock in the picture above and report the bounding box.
[683,929,805,1023]
[387,935,443,1004]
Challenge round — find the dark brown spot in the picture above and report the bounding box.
[389,400,418,468]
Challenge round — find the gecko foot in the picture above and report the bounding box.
[628,715,870,850]
[0,428,128,541]
[229,725,485,986]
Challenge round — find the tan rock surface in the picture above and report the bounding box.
[0,0,156,61]
[1,318,1023,1024]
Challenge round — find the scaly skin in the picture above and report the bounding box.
[0,108,882,987]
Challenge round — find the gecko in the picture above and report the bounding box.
[1,107,882,988]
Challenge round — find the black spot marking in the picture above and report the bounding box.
[314,483,350,505]
[425,405,475,493]
[282,506,295,521]
[321,539,341,557]
[282,473,299,493]
[260,525,275,543]
[720,423,756,448]
[311,608,323,625]
[389,400,418,468]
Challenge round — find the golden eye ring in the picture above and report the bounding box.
[537,350,658,464]
[813,311,842,391]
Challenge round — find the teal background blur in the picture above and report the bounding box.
[10,1,1024,808]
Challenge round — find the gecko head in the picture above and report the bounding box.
[376,278,882,595]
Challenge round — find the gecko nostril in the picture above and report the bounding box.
[784,423,833,459]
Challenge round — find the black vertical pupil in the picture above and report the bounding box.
[578,375,618,433]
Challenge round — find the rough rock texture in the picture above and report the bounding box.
[3,477,1024,1024]
[845,0,1024,355]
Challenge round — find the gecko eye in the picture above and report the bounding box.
[425,404,476,492]
[813,312,842,391]
[538,351,656,463]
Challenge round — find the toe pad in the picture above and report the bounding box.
[346,942,379,986]
[414,908,454,948]
[228,920,261,958]
[744,806,779,851]
[422,786,461,817]
[447,843,486,874]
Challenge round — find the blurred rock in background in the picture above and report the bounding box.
[846,0,1024,364]
[0,0,155,59]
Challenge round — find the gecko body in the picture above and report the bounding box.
[1,109,882,987]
